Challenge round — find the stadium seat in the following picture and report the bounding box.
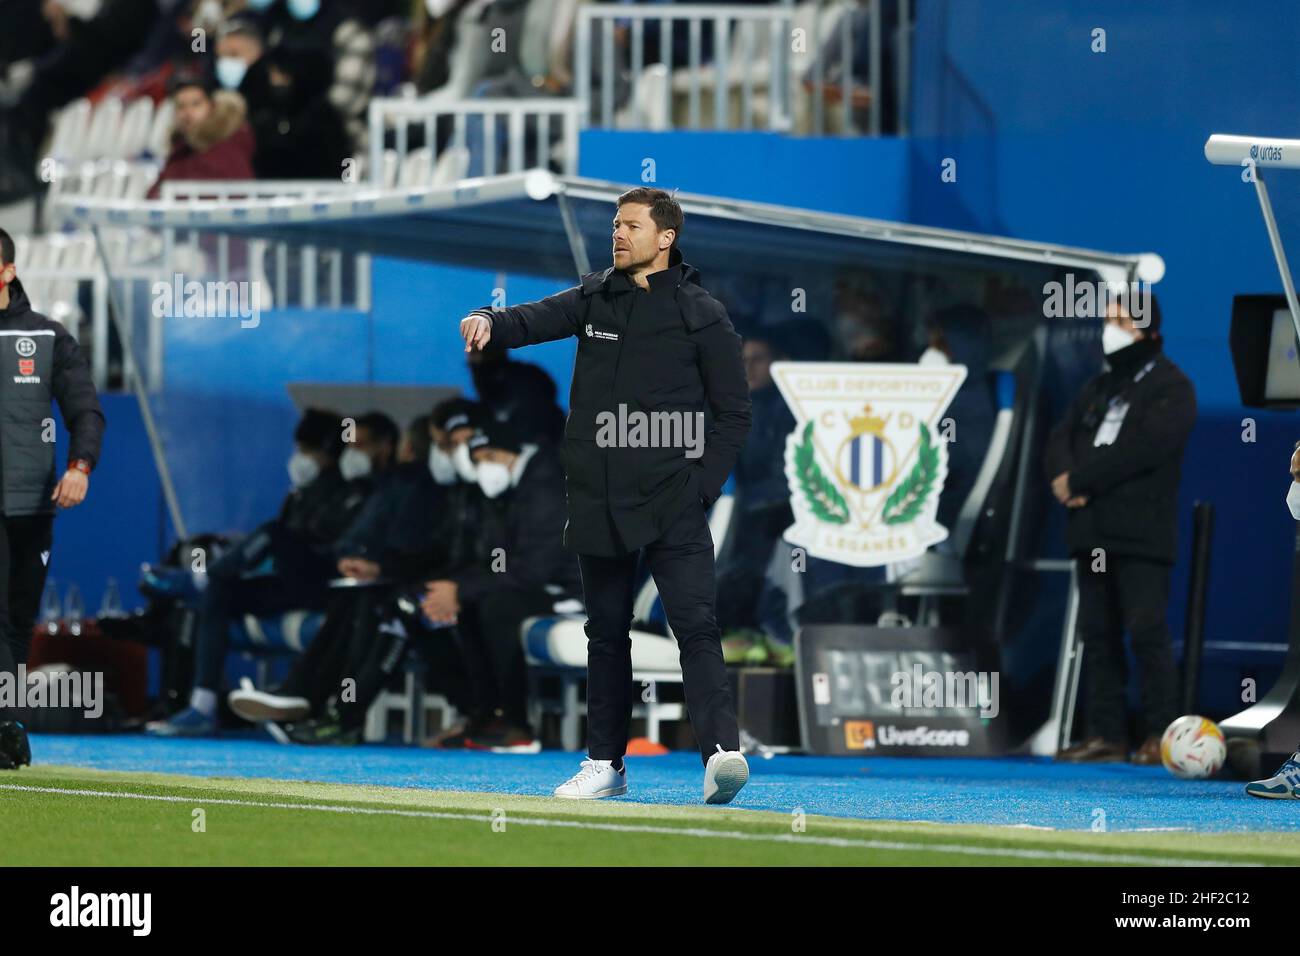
[431,145,470,185]
[116,97,156,159]
[146,98,175,160]
[892,369,1024,621]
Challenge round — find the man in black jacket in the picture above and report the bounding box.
[145,408,370,737]
[1045,296,1196,764]
[459,187,753,803]
[0,229,105,770]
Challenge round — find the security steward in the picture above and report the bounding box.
[0,228,106,769]
[1046,296,1195,765]
[459,187,753,804]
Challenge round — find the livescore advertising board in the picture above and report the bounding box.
[794,624,1007,756]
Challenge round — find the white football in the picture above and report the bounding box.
[1160,715,1226,779]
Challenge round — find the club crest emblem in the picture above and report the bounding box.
[771,361,967,567]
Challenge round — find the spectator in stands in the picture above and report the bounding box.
[1047,296,1196,765]
[422,417,580,752]
[803,0,903,133]
[146,73,255,199]
[246,42,350,179]
[226,399,493,744]
[145,407,373,737]
[717,333,796,666]
[468,345,565,446]
[262,0,376,158]
[214,15,271,105]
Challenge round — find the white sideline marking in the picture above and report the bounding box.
[0,784,1261,866]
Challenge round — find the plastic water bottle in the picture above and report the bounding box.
[40,579,60,635]
[64,582,84,637]
[98,577,123,619]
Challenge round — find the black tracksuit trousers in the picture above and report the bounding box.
[0,514,53,720]
[579,499,739,766]
[1075,554,1180,744]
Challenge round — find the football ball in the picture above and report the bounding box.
[1160,715,1226,779]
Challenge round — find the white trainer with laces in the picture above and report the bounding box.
[703,745,749,805]
[1246,751,1300,799]
[227,683,311,723]
[553,758,627,799]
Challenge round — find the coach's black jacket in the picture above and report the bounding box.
[471,248,752,556]
[0,278,105,515]
[1044,337,1196,564]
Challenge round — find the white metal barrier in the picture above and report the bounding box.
[366,96,581,187]
[574,0,910,136]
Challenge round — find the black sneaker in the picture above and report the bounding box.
[286,719,361,747]
[0,720,31,769]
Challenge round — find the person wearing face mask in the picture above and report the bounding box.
[146,408,372,737]
[261,0,377,158]
[1044,294,1197,765]
[245,42,350,179]
[214,16,271,103]
[420,418,581,753]
[227,400,492,741]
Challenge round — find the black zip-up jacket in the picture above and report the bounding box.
[0,278,105,516]
[1044,338,1196,564]
[472,247,752,556]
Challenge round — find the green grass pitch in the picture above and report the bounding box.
[3,765,1300,866]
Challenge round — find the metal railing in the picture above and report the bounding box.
[159,179,371,317]
[575,0,910,136]
[367,96,582,186]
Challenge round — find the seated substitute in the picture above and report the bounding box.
[145,407,373,737]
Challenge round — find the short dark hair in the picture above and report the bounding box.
[168,68,214,99]
[0,227,13,266]
[616,186,684,254]
[295,407,344,460]
[356,410,399,449]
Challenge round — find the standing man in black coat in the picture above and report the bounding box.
[459,187,753,803]
[0,228,106,770]
[1045,296,1196,765]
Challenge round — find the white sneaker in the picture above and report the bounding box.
[227,686,311,723]
[553,758,627,799]
[703,744,749,805]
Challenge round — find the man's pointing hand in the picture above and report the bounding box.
[460,313,492,352]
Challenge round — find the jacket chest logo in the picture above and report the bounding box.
[585,323,619,342]
[14,338,39,382]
